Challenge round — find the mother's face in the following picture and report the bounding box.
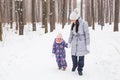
[71,20,76,24]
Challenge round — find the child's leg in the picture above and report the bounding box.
[60,54,67,69]
[55,54,61,69]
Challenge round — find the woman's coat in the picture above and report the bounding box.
[68,18,90,56]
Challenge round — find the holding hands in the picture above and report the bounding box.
[68,43,71,48]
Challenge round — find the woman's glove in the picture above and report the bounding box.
[68,43,71,48]
[86,45,90,53]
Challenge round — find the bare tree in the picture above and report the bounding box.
[101,0,104,29]
[42,0,48,33]
[94,0,98,22]
[10,0,13,28]
[72,0,77,10]
[114,0,119,31]
[105,0,109,23]
[16,0,24,35]
[0,0,2,41]
[62,0,67,28]
[85,0,92,26]
[68,0,71,24]
[81,0,83,19]
[91,0,95,29]
[58,0,62,23]
[15,0,19,31]
[49,0,55,32]
[32,0,36,31]
[37,0,41,22]
[98,0,101,25]
[109,0,113,24]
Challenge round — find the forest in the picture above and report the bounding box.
[0,0,119,41]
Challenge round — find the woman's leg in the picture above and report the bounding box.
[71,55,77,71]
[77,56,84,75]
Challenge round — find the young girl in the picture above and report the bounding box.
[52,33,68,70]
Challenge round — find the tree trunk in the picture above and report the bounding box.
[85,0,92,26]
[15,1,19,31]
[81,0,83,19]
[114,0,119,31]
[109,0,113,25]
[0,0,2,41]
[68,0,71,24]
[10,0,13,29]
[58,0,62,23]
[105,0,109,23]
[101,0,104,28]
[32,0,36,31]
[37,0,40,22]
[62,0,67,28]
[42,0,48,33]
[50,0,55,32]
[17,1,24,35]
[98,0,101,25]
[91,0,95,30]
[72,0,77,9]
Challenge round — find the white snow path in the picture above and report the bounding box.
[0,27,120,80]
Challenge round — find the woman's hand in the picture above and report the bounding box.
[68,43,71,48]
[86,45,90,53]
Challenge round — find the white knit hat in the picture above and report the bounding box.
[70,8,80,20]
[56,33,63,39]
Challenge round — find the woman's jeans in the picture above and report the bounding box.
[72,55,84,72]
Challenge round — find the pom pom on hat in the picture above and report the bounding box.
[70,8,80,20]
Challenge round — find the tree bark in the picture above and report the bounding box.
[114,0,119,31]
[50,0,55,32]
[17,1,24,35]
[42,0,48,33]
[91,0,95,30]
[81,0,83,19]
[0,0,2,41]
[32,0,36,31]
[109,0,113,24]
[68,0,71,24]
[62,0,67,28]
[10,0,13,29]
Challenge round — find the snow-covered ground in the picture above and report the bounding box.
[0,23,120,80]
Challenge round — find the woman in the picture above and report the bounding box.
[68,8,90,76]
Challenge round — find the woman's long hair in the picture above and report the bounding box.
[71,19,79,33]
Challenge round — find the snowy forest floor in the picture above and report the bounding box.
[0,24,120,80]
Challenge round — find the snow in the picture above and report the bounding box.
[0,23,120,80]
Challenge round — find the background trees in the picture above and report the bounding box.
[0,0,2,41]
[0,0,119,41]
